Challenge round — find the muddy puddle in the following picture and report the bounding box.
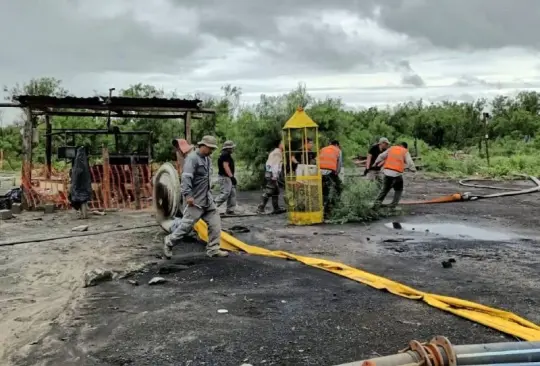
[384,222,522,241]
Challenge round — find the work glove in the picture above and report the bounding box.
[230,176,237,186]
[363,168,369,176]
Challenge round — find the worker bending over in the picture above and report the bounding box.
[373,142,416,209]
[364,137,389,185]
[214,140,237,214]
[319,140,343,218]
[257,140,286,214]
[163,136,228,259]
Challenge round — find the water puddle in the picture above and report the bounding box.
[384,222,520,241]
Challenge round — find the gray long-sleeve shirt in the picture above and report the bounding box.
[181,149,213,207]
[374,148,416,177]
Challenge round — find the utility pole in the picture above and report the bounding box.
[482,112,491,167]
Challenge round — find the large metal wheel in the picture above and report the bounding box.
[152,163,181,232]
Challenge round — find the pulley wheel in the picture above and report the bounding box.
[152,163,181,232]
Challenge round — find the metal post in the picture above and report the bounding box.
[45,114,52,179]
[482,112,490,167]
[335,340,540,366]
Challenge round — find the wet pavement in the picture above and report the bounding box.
[383,221,526,241]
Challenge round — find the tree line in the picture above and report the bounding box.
[1,77,540,179]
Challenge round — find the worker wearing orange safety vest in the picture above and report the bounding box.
[372,142,416,209]
[319,140,343,218]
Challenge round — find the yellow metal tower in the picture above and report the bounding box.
[282,107,323,225]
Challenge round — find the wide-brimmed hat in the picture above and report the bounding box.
[197,135,218,149]
[379,137,390,144]
[222,140,236,149]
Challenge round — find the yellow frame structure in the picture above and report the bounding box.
[282,107,323,225]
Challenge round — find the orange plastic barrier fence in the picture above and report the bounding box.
[20,163,153,211]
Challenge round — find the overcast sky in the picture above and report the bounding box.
[1,0,540,123]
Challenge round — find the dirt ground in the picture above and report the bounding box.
[1,175,539,366]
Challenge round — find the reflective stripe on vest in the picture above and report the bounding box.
[383,146,407,173]
[319,145,340,172]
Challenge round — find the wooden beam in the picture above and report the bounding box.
[131,156,141,210]
[25,104,215,114]
[185,111,192,143]
[45,115,52,179]
[102,146,111,209]
[21,108,33,199]
[32,111,203,119]
[0,103,21,108]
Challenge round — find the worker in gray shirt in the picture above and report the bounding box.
[163,136,228,259]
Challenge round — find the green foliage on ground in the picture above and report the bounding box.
[327,179,384,223]
[2,78,540,183]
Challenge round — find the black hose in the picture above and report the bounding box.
[0,223,159,247]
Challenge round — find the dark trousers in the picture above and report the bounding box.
[258,178,281,212]
[374,174,404,208]
[322,172,343,217]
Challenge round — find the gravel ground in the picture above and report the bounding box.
[1,175,540,366]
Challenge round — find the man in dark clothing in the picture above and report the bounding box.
[373,142,417,209]
[215,140,237,214]
[319,140,343,218]
[364,137,390,185]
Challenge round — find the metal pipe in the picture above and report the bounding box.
[456,344,540,365]
[335,341,540,366]
[466,363,540,366]
[336,352,420,366]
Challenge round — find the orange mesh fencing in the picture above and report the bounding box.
[20,162,154,211]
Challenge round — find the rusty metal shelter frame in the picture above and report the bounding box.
[0,95,215,208]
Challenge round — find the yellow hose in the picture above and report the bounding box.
[154,163,540,341]
[193,221,540,341]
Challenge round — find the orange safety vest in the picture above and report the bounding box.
[319,145,341,172]
[383,146,407,173]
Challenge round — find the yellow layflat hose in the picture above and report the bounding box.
[193,220,540,341]
[154,163,540,341]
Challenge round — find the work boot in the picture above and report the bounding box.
[163,236,173,259]
[207,249,229,258]
[225,210,235,215]
[389,190,403,209]
[270,196,285,214]
[257,196,269,214]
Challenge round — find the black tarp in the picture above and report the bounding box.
[69,147,92,210]
[0,187,22,210]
